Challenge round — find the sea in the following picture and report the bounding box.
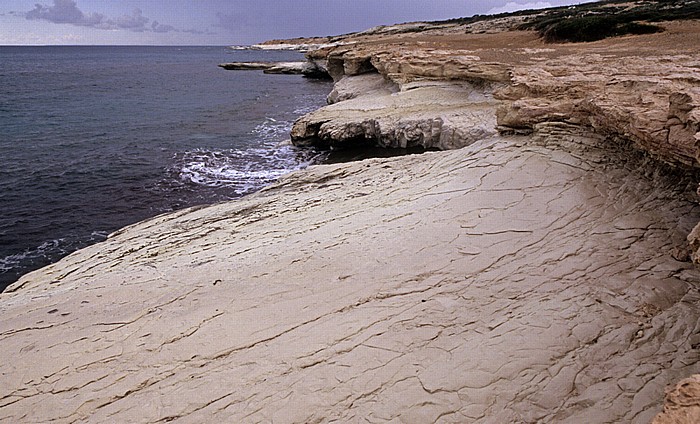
[0,45,336,292]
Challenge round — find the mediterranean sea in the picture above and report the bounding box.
[0,45,332,291]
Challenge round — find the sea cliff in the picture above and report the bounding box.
[2,2,700,423]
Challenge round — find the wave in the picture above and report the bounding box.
[0,239,65,274]
[173,117,326,195]
[0,231,108,277]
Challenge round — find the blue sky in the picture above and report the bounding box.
[0,0,598,45]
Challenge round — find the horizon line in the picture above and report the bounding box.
[0,44,239,47]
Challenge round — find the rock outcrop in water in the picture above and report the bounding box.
[219,61,330,78]
[291,77,500,150]
[2,2,700,422]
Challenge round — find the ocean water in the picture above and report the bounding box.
[0,46,334,291]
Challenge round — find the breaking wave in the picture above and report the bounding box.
[174,118,325,195]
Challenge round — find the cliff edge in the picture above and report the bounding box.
[288,7,700,267]
[1,2,700,423]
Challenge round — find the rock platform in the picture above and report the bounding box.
[2,7,700,424]
[2,131,700,422]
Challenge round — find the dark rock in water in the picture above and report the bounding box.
[219,61,331,79]
[218,61,281,71]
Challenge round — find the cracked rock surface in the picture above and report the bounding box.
[2,132,700,423]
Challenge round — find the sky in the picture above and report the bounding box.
[0,0,599,45]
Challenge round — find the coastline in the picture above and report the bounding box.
[3,133,699,422]
[2,5,700,423]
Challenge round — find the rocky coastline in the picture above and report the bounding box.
[2,2,700,422]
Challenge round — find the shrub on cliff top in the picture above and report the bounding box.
[518,0,700,43]
[542,16,618,42]
[542,16,663,42]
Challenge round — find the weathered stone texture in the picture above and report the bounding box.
[2,135,699,423]
[652,375,700,424]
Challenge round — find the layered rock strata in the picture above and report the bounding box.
[291,77,500,150]
[289,20,700,265]
[291,22,700,168]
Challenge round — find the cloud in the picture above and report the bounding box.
[214,11,246,32]
[25,0,184,34]
[151,20,175,33]
[182,28,210,35]
[487,2,555,15]
[26,0,104,26]
[109,8,149,32]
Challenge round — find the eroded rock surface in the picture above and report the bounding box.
[652,374,700,424]
[2,7,700,424]
[292,21,700,169]
[292,79,500,150]
[2,133,699,423]
[290,18,700,266]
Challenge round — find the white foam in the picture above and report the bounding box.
[180,148,319,190]
[177,133,323,194]
[172,113,327,195]
[0,239,66,273]
[252,117,293,143]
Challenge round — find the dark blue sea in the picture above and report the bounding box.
[0,46,334,291]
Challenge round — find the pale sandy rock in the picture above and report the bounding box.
[370,50,512,84]
[291,80,499,150]
[652,375,700,424]
[294,21,700,263]
[2,11,700,424]
[326,49,377,81]
[499,53,700,168]
[326,73,397,104]
[301,22,700,168]
[1,133,699,423]
[687,222,700,265]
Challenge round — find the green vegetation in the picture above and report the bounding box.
[533,15,663,42]
[435,0,700,43]
[518,0,700,43]
[331,1,700,43]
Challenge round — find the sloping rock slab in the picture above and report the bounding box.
[1,134,699,423]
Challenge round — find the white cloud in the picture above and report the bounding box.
[487,2,555,15]
[25,0,180,33]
